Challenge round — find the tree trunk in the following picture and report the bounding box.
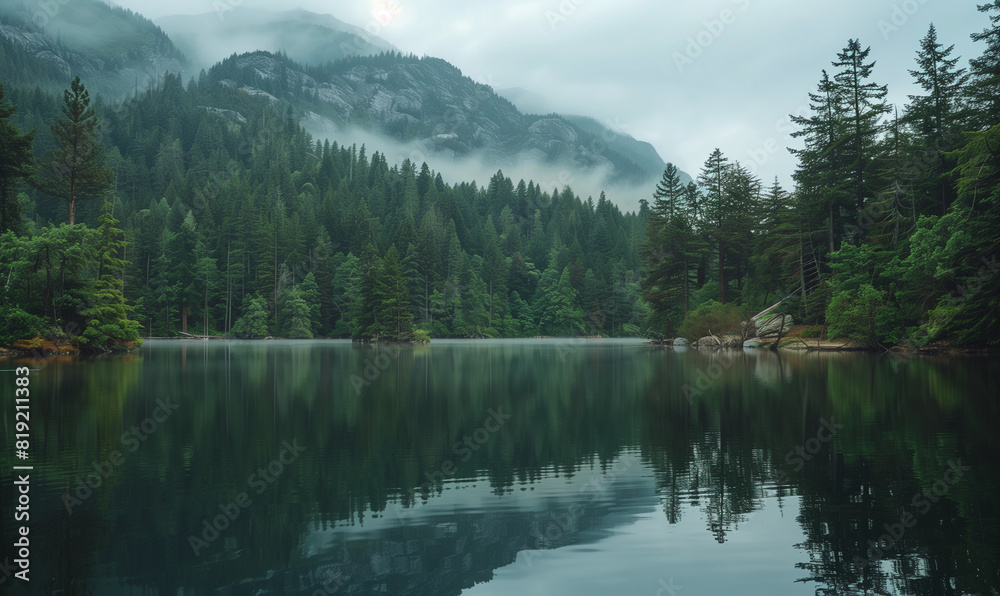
[683,254,690,314]
[226,242,232,332]
[182,304,189,334]
[799,231,807,303]
[828,200,834,253]
[718,241,726,305]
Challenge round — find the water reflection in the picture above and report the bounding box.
[0,340,997,595]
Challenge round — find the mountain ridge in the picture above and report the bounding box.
[0,2,684,205]
[156,8,397,74]
[206,50,672,200]
[0,0,185,97]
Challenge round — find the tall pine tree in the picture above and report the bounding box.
[35,77,113,225]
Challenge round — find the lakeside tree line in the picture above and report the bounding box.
[642,10,1000,347]
[0,64,648,347]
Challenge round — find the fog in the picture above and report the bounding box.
[112,0,986,190]
[301,112,650,214]
[156,8,396,75]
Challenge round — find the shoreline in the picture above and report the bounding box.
[3,334,996,360]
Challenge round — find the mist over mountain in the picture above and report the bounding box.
[560,114,691,186]
[206,50,675,208]
[0,0,184,97]
[498,88,692,187]
[156,8,397,73]
[0,1,683,209]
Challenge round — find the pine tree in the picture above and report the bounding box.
[230,294,270,338]
[641,165,691,329]
[0,84,35,234]
[350,243,381,340]
[375,245,413,340]
[79,197,142,350]
[282,288,313,339]
[299,272,322,335]
[651,164,685,220]
[791,70,852,254]
[968,1,1000,129]
[699,148,732,303]
[833,39,890,214]
[481,215,507,328]
[35,77,113,225]
[904,24,970,214]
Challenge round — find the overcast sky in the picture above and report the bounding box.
[115,0,986,188]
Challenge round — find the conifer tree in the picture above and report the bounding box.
[791,70,851,254]
[699,149,732,303]
[968,1,1000,128]
[375,245,413,340]
[36,77,113,225]
[904,24,970,213]
[0,84,35,234]
[833,39,890,214]
[79,197,142,350]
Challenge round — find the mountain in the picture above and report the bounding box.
[156,8,397,73]
[0,0,681,204]
[205,50,668,197]
[561,114,691,185]
[0,0,184,98]
[499,89,691,185]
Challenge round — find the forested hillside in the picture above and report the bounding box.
[0,0,184,98]
[641,9,1000,347]
[0,67,647,347]
[1,3,999,350]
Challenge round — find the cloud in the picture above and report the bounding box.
[115,0,985,190]
[300,111,649,213]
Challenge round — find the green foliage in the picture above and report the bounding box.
[826,284,900,346]
[281,291,313,339]
[78,198,142,350]
[0,305,45,346]
[6,14,1000,348]
[534,267,586,336]
[0,84,34,234]
[33,77,113,225]
[800,328,822,339]
[677,300,748,340]
[299,273,321,335]
[634,18,997,347]
[230,294,269,339]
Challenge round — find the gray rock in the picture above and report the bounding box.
[755,314,794,337]
[696,336,721,348]
[743,339,762,349]
[672,338,690,347]
[720,335,743,348]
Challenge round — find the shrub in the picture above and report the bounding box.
[412,328,431,343]
[678,300,750,340]
[229,294,270,339]
[826,284,901,346]
[0,305,46,346]
[800,328,821,339]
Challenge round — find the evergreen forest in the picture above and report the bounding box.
[1,4,999,349]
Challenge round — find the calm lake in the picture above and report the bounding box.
[2,339,999,595]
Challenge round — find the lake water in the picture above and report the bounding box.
[2,339,999,595]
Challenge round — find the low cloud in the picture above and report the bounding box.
[301,112,652,214]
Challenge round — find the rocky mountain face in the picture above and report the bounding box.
[209,51,666,189]
[0,0,681,200]
[0,0,185,99]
